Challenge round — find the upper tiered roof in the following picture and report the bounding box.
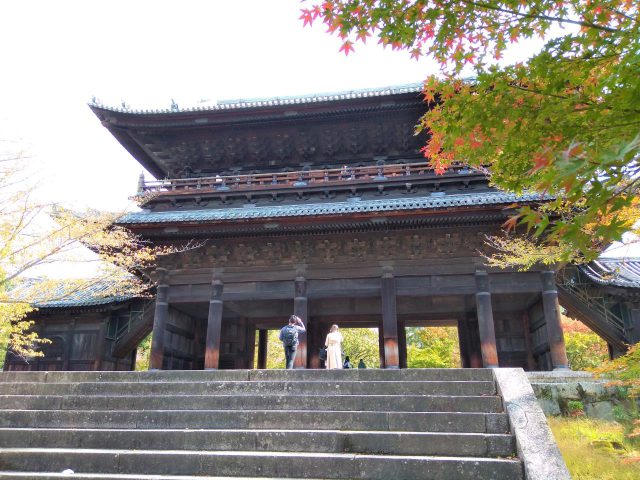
[89,84,428,179]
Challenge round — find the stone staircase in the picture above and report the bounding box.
[0,369,525,479]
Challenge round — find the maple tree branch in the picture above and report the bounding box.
[507,83,570,101]
[460,1,620,33]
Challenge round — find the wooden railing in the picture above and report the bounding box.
[142,162,472,195]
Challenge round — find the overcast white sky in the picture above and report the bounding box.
[1,0,549,212]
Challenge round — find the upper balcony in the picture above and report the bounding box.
[137,161,488,211]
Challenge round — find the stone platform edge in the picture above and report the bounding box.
[493,368,571,480]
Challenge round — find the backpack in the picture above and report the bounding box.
[282,325,298,347]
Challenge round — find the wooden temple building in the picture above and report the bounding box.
[5,84,640,372]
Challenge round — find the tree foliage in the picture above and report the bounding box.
[341,328,381,367]
[0,148,176,361]
[593,343,640,397]
[302,1,640,261]
[406,326,461,368]
[561,316,609,370]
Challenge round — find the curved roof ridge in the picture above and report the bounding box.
[88,82,424,115]
[579,257,640,288]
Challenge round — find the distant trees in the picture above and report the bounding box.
[562,316,609,370]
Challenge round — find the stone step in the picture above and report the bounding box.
[0,410,510,433]
[0,394,502,413]
[0,474,326,480]
[0,449,524,479]
[0,368,495,383]
[0,380,496,396]
[0,428,515,457]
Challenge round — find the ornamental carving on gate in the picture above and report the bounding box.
[177,231,486,268]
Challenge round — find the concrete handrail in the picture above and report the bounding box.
[493,368,571,480]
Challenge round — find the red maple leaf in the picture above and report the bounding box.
[339,40,355,56]
[299,9,314,27]
[529,152,551,173]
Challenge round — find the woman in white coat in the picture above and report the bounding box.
[324,324,343,369]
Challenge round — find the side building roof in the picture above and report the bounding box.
[579,258,640,288]
[7,278,142,309]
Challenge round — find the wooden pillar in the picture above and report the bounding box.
[149,268,169,370]
[377,319,386,368]
[475,271,499,368]
[257,329,268,369]
[149,269,169,370]
[466,317,484,368]
[381,270,400,369]
[522,311,537,371]
[245,320,256,369]
[541,270,569,370]
[398,316,407,369]
[293,276,308,369]
[204,279,224,370]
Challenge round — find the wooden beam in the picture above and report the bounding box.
[381,271,400,369]
[166,272,545,304]
[204,279,224,370]
[541,271,569,370]
[475,271,499,368]
[149,269,169,370]
[293,276,308,369]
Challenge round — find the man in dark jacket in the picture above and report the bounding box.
[279,315,306,369]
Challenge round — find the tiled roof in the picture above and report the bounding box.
[580,258,640,288]
[89,83,423,115]
[118,191,544,225]
[9,279,138,308]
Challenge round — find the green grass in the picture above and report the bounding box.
[548,417,640,479]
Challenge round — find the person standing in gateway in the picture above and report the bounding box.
[279,315,306,369]
[324,324,344,369]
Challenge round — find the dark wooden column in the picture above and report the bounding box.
[381,270,400,369]
[293,276,308,369]
[377,319,386,368]
[257,329,268,369]
[149,269,169,370]
[245,320,256,369]
[541,270,569,370]
[468,317,484,368]
[204,279,224,370]
[475,271,499,368]
[522,311,537,371]
[398,316,407,369]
